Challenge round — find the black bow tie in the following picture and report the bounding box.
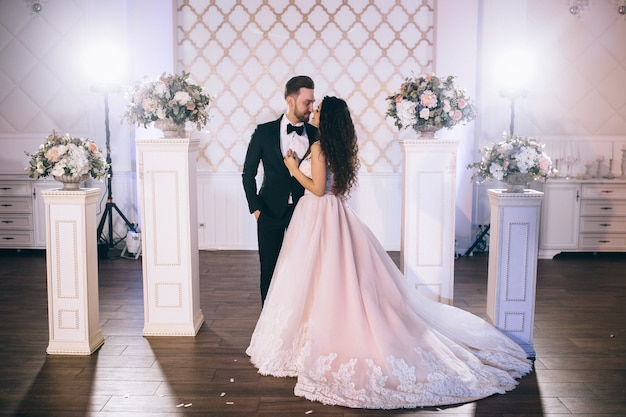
[287,123,305,136]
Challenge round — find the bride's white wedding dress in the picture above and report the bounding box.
[246,155,532,409]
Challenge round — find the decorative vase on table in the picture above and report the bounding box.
[416,123,442,140]
[503,172,533,193]
[124,73,210,138]
[26,131,108,193]
[154,119,185,138]
[53,174,90,191]
[386,74,477,140]
[467,134,554,194]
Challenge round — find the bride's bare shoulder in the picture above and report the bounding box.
[310,141,325,159]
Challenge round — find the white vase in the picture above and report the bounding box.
[53,174,89,191]
[503,172,533,193]
[416,123,442,139]
[154,119,185,138]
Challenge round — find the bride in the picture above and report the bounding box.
[246,96,532,409]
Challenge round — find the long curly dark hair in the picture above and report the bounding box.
[317,96,360,196]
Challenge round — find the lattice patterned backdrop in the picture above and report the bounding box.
[176,0,434,173]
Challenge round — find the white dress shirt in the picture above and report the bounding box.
[280,115,309,204]
[280,115,309,160]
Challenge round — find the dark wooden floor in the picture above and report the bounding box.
[0,248,625,416]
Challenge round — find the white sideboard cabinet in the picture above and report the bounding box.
[537,179,626,258]
[0,175,60,249]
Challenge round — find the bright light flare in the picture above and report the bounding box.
[495,49,534,96]
[84,42,127,89]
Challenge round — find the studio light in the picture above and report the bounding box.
[495,49,534,136]
[85,43,136,254]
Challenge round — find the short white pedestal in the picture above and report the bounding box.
[137,138,204,336]
[399,139,459,304]
[487,189,544,358]
[42,188,104,355]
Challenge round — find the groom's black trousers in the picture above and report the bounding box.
[257,204,295,305]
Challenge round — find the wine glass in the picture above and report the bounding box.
[563,141,580,180]
[563,155,579,179]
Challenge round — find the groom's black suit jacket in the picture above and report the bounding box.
[242,115,318,219]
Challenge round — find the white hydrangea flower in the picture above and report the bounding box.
[396,100,417,128]
[174,91,191,105]
[489,164,504,181]
[154,82,168,96]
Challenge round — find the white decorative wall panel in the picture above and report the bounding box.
[196,171,402,250]
[197,172,258,250]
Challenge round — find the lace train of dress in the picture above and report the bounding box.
[246,158,532,409]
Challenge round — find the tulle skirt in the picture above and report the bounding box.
[246,193,532,409]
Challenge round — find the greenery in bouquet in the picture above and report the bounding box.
[467,133,553,182]
[124,72,211,130]
[25,131,108,180]
[386,73,477,131]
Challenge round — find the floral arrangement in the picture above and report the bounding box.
[124,72,211,130]
[467,133,553,182]
[25,131,108,180]
[386,73,477,131]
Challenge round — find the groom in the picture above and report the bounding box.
[242,75,317,305]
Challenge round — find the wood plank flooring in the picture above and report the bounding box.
[0,248,625,416]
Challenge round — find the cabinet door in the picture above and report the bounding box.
[539,182,580,250]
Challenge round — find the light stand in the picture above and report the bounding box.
[500,88,527,136]
[464,88,526,257]
[508,95,516,136]
[95,88,136,250]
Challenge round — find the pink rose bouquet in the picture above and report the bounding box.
[387,73,477,132]
[467,133,553,182]
[25,131,108,180]
[124,72,211,130]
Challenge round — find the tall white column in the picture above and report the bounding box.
[399,139,459,305]
[487,189,544,358]
[137,138,204,336]
[42,188,104,355]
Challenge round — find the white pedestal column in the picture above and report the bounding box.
[137,138,204,336]
[487,189,544,358]
[399,139,459,305]
[42,188,103,355]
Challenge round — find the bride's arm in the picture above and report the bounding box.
[284,142,327,197]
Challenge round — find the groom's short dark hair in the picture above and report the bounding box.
[285,76,314,98]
